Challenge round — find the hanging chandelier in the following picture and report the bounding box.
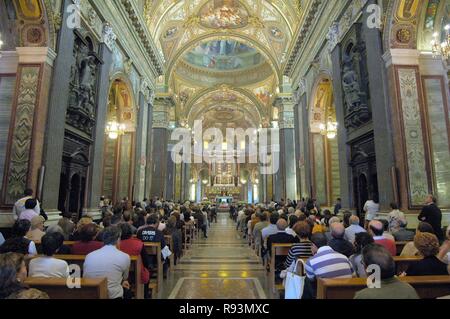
[431,25,450,59]
[106,121,126,140]
[319,118,338,139]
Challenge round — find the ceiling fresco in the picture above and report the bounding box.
[183,40,262,71]
[144,0,303,131]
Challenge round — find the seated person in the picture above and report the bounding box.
[438,226,450,265]
[349,232,374,278]
[71,224,103,255]
[267,219,299,255]
[368,220,396,256]
[29,233,69,278]
[0,253,49,299]
[401,222,435,257]
[83,226,131,299]
[0,220,37,256]
[328,223,354,257]
[118,223,151,299]
[355,244,419,299]
[26,215,46,242]
[303,233,354,299]
[405,232,449,276]
[57,210,75,240]
[285,221,313,269]
[137,213,167,270]
[344,215,366,244]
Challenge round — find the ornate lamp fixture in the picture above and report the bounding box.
[431,25,450,59]
[106,121,126,140]
[319,117,338,139]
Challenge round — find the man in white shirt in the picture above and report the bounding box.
[29,233,69,278]
[344,215,366,244]
[83,226,130,299]
[363,197,380,228]
[13,189,41,221]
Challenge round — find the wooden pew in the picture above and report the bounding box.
[29,254,144,299]
[317,276,450,299]
[164,235,175,270]
[24,277,108,299]
[393,256,423,274]
[143,242,163,298]
[269,243,294,295]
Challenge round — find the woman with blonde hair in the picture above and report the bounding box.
[406,232,449,276]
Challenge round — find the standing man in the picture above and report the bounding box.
[418,195,443,242]
[334,198,342,216]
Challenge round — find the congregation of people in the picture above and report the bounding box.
[0,188,449,300]
[0,188,218,299]
[234,195,450,299]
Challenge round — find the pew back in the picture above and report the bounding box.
[24,277,108,299]
[317,276,450,299]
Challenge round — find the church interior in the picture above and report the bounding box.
[0,0,449,301]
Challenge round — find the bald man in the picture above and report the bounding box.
[368,220,397,256]
[328,223,354,257]
[266,218,299,257]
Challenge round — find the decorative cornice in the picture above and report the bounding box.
[284,0,322,77]
[120,0,164,76]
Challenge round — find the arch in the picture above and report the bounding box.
[383,0,448,51]
[102,78,137,204]
[166,32,283,86]
[11,0,55,49]
[185,86,266,125]
[108,72,139,113]
[150,0,295,41]
[308,75,341,207]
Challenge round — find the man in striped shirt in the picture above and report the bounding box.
[302,233,354,299]
[305,233,354,280]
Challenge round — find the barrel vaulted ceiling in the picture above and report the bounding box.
[144,0,305,129]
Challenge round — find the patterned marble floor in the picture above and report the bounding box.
[161,213,269,299]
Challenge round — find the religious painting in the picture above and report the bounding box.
[14,0,42,20]
[163,26,179,40]
[425,0,441,30]
[268,26,284,40]
[199,0,249,29]
[183,40,261,71]
[254,87,271,105]
[396,0,420,20]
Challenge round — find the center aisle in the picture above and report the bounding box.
[162,213,269,299]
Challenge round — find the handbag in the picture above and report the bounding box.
[283,259,306,299]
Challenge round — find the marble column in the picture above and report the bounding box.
[144,96,154,197]
[330,46,353,209]
[133,83,152,202]
[361,1,396,209]
[38,0,75,218]
[165,143,175,200]
[1,47,56,209]
[87,42,114,210]
[275,94,298,201]
[149,95,174,198]
[383,48,437,209]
